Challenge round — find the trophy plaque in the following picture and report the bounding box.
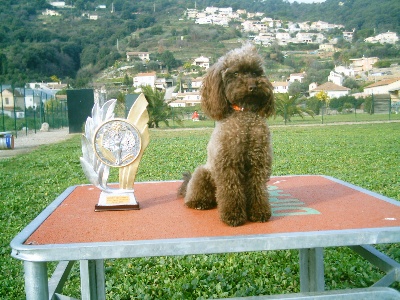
[80,93,150,211]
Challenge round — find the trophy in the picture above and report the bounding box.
[80,93,149,211]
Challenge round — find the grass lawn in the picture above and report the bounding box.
[1,122,399,299]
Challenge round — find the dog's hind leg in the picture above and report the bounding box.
[184,166,217,210]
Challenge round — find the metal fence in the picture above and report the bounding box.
[0,86,68,137]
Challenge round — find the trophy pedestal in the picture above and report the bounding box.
[95,191,140,211]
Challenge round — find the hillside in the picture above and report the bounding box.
[0,0,399,86]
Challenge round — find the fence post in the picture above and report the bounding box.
[13,86,17,137]
[24,87,27,136]
[354,98,357,121]
[1,83,4,131]
[34,108,36,133]
[321,105,324,124]
[51,99,54,128]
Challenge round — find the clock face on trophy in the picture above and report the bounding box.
[94,119,141,168]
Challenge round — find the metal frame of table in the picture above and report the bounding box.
[10,176,400,299]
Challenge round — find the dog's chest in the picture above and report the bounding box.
[214,113,269,145]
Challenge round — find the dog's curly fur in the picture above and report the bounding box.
[178,43,274,227]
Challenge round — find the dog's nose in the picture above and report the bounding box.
[248,84,257,92]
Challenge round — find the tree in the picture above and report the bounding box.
[141,85,181,128]
[158,50,180,71]
[274,93,314,124]
[123,74,131,86]
[288,81,308,95]
[315,91,330,109]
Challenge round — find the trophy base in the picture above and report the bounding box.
[95,191,140,211]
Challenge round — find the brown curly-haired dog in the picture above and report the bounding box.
[178,43,275,227]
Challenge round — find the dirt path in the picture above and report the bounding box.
[0,128,78,160]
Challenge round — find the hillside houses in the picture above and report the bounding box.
[349,57,379,74]
[186,7,345,46]
[186,5,400,50]
[365,31,399,44]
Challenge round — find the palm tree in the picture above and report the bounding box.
[141,85,182,128]
[274,93,314,124]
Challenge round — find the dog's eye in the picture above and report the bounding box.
[234,72,239,77]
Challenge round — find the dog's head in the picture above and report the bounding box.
[201,43,274,120]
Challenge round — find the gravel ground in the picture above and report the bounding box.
[0,128,77,159]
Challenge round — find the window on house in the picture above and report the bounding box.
[5,98,9,105]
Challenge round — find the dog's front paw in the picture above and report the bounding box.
[185,198,217,210]
[220,210,247,227]
[248,205,271,223]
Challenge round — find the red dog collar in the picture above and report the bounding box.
[232,104,245,111]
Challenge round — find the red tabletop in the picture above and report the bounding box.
[25,175,400,245]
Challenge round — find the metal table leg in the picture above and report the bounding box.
[80,259,106,300]
[24,261,49,300]
[299,247,325,292]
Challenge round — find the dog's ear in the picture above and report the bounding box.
[201,64,231,120]
[259,84,275,119]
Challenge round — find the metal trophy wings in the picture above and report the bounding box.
[80,93,149,211]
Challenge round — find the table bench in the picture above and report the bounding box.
[10,175,400,299]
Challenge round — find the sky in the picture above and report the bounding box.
[287,0,326,3]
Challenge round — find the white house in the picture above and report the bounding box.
[328,71,344,86]
[169,92,201,107]
[365,32,399,44]
[126,52,150,62]
[181,77,203,93]
[289,72,306,83]
[349,57,379,74]
[190,77,203,90]
[133,72,156,89]
[195,17,212,25]
[319,44,335,52]
[241,21,268,33]
[334,66,355,77]
[298,22,311,31]
[254,33,275,45]
[205,6,219,14]
[310,21,330,31]
[275,32,291,45]
[186,9,198,19]
[42,9,60,16]
[343,30,355,41]
[193,56,210,69]
[295,32,324,44]
[155,78,166,91]
[50,1,65,7]
[363,78,400,101]
[309,82,350,98]
[272,81,289,93]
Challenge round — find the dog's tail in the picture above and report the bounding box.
[177,171,192,197]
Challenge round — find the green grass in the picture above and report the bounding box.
[1,122,399,299]
[162,112,400,129]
